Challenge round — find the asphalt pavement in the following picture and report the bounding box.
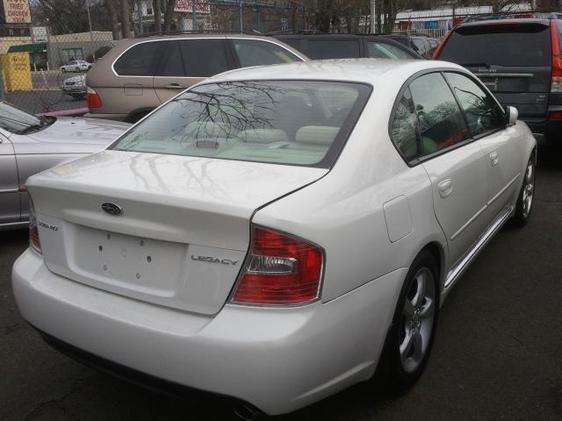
[1,149,561,421]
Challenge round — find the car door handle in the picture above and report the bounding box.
[437,179,453,198]
[489,151,499,167]
[164,83,184,89]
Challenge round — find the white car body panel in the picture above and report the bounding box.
[13,249,405,415]
[12,60,537,415]
[422,142,490,267]
[28,151,327,314]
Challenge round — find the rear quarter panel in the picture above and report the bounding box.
[253,81,448,302]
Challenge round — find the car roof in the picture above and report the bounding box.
[457,18,552,28]
[208,58,464,86]
[116,33,286,46]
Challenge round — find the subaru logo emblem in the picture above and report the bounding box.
[101,202,123,216]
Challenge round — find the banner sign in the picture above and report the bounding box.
[3,0,31,24]
[175,0,211,14]
[424,20,439,30]
[31,27,48,43]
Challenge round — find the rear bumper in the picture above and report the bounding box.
[62,88,86,95]
[12,249,404,415]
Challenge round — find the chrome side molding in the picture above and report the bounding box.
[445,205,514,290]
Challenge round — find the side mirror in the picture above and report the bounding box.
[506,106,518,127]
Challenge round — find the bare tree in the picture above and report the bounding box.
[490,0,524,12]
[120,0,131,38]
[32,0,90,34]
[163,0,177,32]
[153,0,162,32]
[105,0,121,39]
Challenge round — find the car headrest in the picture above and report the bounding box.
[238,129,289,144]
[295,126,340,146]
[184,121,229,139]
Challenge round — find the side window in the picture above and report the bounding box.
[390,88,419,161]
[157,41,185,77]
[409,73,469,156]
[232,39,300,67]
[305,40,360,59]
[367,41,415,59]
[445,72,506,137]
[114,42,160,76]
[179,40,230,77]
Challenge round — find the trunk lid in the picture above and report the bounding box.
[439,21,552,118]
[28,150,327,315]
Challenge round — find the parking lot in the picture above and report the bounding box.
[1,148,560,421]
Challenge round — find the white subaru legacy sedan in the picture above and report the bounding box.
[13,60,536,416]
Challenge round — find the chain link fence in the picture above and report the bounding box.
[0,29,115,115]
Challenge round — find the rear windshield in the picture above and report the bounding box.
[440,24,552,67]
[112,80,371,168]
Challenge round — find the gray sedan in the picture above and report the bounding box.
[0,101,129,230]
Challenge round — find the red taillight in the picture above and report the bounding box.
[550,23,562,93]
[548,111,562,120]
[29,199,42,254]
[231,226,323,305]
[87,87,102,109]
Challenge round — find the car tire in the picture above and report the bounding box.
[511,151,536,228]
[376,250,439,393]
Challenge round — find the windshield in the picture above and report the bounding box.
[440,24,551,67]
[112,80,371,168]
[0,101,45,134]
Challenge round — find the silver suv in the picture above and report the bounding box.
[86,34,306,122]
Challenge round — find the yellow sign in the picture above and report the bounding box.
[0,53,32,92]
[3,0,31,24]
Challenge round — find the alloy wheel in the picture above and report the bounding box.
[521,159,535,218]
[399,267,436,373]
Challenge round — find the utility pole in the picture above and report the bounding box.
[86,0,95,59]
[239,0,244,33]
[370,0,376,33]
[121,0,131,39]
[138,0,144,35]
[192,0,196,31]
[0,70,4,100]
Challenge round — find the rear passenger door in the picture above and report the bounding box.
[154,39,232,104]
[444,71,520,221]
[393,72,489,267]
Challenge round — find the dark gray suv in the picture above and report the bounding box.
[435,17,562,143]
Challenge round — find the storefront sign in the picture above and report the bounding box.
[3,0,31,24]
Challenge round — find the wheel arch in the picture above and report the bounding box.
[416,241,447,299]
